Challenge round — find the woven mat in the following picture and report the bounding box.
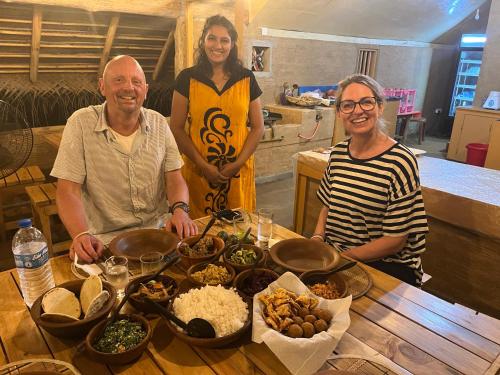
[336,263,373,300]
[0,359,80,375]
[326,355,404,375]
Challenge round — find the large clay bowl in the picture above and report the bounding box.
[223,244,265,273]
[85,314,151,365]
[125,274,179,314]
[186,261,235,287]
[109,229,179,261]
[299,270,348,299]
[176,234,225,268]
[269,238,340,273]
[232,267,279,298]
[31,280,117,338]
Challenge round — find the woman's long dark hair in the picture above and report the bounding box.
[194,15,242,77]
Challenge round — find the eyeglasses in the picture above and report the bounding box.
[338,96,379,114]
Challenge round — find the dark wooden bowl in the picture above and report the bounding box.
[299,271,348,299]
[30,280,117,338]
[176,234,225,268]
[232,267,279,298]
[109,229,179,261]
[85,314,151,365]
[164,287,251,348]
[269,238,340,273]
[223,244,264,273]
[125,274,179,314]
[186,261,235,286]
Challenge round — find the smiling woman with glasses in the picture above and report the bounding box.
[311,74,429,287]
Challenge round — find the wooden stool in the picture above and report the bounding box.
[402,117,426,145]
[0,166,46,242]
[25,182,71,256]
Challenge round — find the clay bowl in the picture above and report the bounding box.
[223,244,265,273]
[299,270,348,299]
[164,287,251,348]
[85,314,152,365]
[31,280,117,338]
[109,229,179,261]
[176,234,225,268]
[232,267,279,298]
[125,274,179,314]
[186,261,236,287]
[269,238,340,273]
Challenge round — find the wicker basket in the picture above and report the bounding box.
[0,359,80,375]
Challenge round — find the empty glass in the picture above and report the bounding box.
[105,256,129,298]
[140,251,163,275]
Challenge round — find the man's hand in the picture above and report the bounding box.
[165,210,198,239]
[219,161,242,179]
[201,163,229,186]
[69,234,104,263]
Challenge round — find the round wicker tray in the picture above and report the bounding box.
[326,354,406,374]
[336,263,373,300]
[0,359,81,375]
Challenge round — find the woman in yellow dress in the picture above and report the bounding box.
[170,15,264,218]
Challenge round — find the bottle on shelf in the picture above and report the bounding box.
[12,218,55,307]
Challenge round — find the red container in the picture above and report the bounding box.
[465,143,488,167]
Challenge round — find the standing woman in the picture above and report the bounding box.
[312,74,428,286]
[170,15,264,218]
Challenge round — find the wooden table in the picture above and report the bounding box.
[0,216,499,375]
[40,127,63,149]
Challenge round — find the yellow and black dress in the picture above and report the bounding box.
[174,66,262,219]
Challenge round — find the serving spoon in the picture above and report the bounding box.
[144,298,216,339]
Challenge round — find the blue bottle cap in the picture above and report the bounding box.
[18,218,32,228]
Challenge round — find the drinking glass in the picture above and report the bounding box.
[233,210,251,239]
[105,256,129,298]
[257,208,273,246]
[140,251,163,275]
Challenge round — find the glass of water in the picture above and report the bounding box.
[105,256,129,298]
[140,251,163,275]
[257,208,273,247]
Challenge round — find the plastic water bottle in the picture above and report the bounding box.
[12,218,55,307]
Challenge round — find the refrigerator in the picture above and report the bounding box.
[449,35,485,116]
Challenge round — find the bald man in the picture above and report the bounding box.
[51,55,198,263]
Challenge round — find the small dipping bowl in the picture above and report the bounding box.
[125,274,179,314]
[232,267,279,298]
[223,244,264,273]
[186,261,236,287]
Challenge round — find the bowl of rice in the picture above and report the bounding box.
[164,284,251,348]
[186,261,236,286]
[176,234,225,268]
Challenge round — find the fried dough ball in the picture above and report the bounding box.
[292,316,304,325]
[314,319,328,332]
[304,314,317,324]
[287,324,303,338]
[302,322,315,338]
[316,308,333,323]
[298,307,310,318]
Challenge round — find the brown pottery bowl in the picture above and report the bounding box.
[109,229,179,261]
[85,314,152,365]
[186,261,236,287]
[176,234,225,268]
[299,270,348,299]
[223,244,265,273]
[165,287,251,348]
[232,267,279,298]
[31,280,117,338]
[125,274,179,314]
[269,238,340,273]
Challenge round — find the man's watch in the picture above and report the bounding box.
[169,201,190,214]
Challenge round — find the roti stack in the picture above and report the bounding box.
[80,275,103,315]
[41,287,81,320]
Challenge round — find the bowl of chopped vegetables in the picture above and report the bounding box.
[186,261,236,287]
[232,268,279,298]
[125,275,179,314]
[223,244,264,273]
[85,314,152,365]
[176,234,225,268]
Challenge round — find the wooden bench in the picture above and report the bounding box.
[0,166,46,242]
[25,182,71,256]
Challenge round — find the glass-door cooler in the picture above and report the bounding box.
[449,50,482,116]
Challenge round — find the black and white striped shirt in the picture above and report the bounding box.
[317,141,428,284]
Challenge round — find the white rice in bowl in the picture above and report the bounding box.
[172,285,248,337]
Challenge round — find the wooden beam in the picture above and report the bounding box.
[152,30,174,81]
[30,6,42,82]
[98,15,119,77]
[185,1,194,67]
[235,0,249,61]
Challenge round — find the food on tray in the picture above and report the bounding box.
[259,288,333,338]
[93,319,147,353]
[229,248,257,265]
[308,282,340,299]
[131,279,174,301]
[179,237,215,257]
[41,287,81,319]
[172,285,248,337]
[191,264,231,285]
[240,272,277,297]
[80,275,102,315]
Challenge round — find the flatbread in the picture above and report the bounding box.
[41,287,81,319]
[84,290,110,319]
[80,275,102,315]
[41,312,79,323]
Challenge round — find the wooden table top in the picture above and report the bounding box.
[40,126,63,149]
[0,216,499,375]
